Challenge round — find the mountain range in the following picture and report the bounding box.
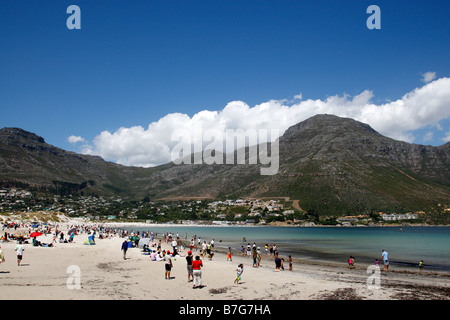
[1,114,449,215]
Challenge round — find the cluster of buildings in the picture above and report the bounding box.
[1,187,443,226]
[0,188,33,212]
[0,188,126,217]
[207,199,292,220]
[0,188,32,199]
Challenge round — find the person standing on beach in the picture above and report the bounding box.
[274,252,283,271]
[171,238,177,254]
[206,242,211,257]
[227,247,232,261]
[252,246,258,267]
[186,251,193,283]
[201,241,207,258]
[121,239,128,260]
[164,251,173,279]
[192,255,203,289]
[288,255,292,271]
[15,241,25,266]
[381,249,389,271]
[257,247,262,267]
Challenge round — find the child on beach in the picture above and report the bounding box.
[348,256,355,269]
[227,247,232,261]
[288,255,292,271]
[234,264,244,284]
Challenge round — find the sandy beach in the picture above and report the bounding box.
[0,222,449,301]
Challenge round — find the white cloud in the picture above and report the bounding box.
[79,77,450,167]
[443,132,450,143]
[293,93,303,100]
[68,135,85,144]
[422,71,436,83]
[423,131,433,142]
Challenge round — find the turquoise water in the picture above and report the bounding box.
[123,225,450,271]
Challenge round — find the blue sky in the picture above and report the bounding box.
[1,0,449,165]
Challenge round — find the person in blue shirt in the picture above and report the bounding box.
[122,239,128,260]
[381,249,389,271]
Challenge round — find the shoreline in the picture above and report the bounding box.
[101,221,450,228]
[99,221,450,274]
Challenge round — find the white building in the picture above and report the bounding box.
[381,213,419,221]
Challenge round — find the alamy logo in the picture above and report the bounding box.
[66,265,81,290]
[366,265,381,289]
[366,5,381,30]
[66,5,81,30]
[170,126,279,175]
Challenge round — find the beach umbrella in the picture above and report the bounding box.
[13,230,29,238]
[30,232,43,238]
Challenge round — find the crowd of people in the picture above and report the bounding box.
[1,222,411,293]
[0,221,126,267]
[116,229,302,289]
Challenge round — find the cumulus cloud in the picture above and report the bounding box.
[67,135,85,144]
[422,71,436,83]
[78,77,450,167]
[443,132,450,143]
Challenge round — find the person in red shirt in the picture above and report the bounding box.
[192,255,203,289]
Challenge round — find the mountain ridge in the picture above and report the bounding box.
[1,114,449,215]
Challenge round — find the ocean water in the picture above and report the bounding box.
[122,225,450,271]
